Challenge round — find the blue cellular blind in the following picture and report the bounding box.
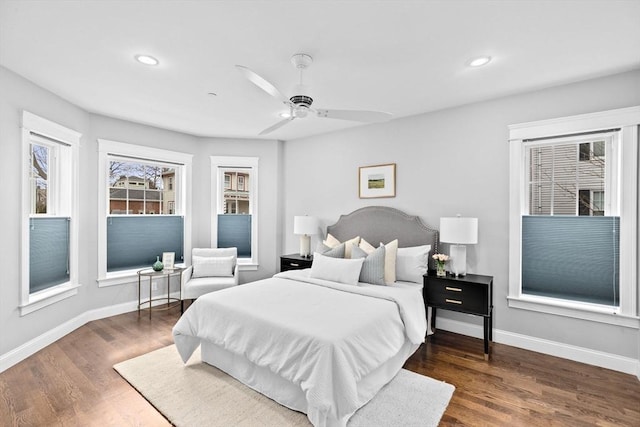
[522,215,619,306]
[218,214,251,257]
[107,216,184,272]
[30,217,70,293]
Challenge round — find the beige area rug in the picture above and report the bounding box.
[114,345,454,427]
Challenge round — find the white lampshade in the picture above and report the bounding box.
[439,217,478,244]
[294,216,318,236]
[439,216,478,277]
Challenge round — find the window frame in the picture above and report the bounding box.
[211,156,259,271]
[20,111,81,316]
[97,139,193,287]
[508,106,639,328]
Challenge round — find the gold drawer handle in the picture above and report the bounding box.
[290,263,300,267]
[445,299,463,305]
[445,286,462,292]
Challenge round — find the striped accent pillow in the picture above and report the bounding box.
[351,244,386,286]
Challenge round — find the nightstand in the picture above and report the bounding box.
[423,273,493,360]
[280,254,313,272]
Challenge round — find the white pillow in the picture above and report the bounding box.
[396,245,431,283]
[323,233,341,247]
[358,238,376,253]
[310,252,365,286]
[323,233,360,258]
[192,255,235,278]
[380,240,398,284]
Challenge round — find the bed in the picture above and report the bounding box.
[173,206,438,427]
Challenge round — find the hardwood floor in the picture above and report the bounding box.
[1,306,638,426]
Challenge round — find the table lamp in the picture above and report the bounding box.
[439,216,478,277]
[294,215,318,258]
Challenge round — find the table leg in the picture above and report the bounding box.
[167,274,170,307]
[483,316,490,360]
[431,307,437,332]
[489,309,493,341]
[137,274,141,317]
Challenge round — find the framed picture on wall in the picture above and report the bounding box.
[359,163,396,198]
[162,252,175,269]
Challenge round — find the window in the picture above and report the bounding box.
[211,156,258,270]
[98,140,193,286]
[579,140,605,161]
[528,136,608,217]
[508,107,638,327]
[20,111,81,315]
[578,190,604,216]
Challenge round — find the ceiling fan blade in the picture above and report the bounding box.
[315,109,392,123]
[259,117,294,135]
[236,65,289,104]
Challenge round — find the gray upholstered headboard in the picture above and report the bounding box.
[326,206,438,267]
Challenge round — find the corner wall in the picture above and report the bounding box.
[282,69,640,365]
[0,66,283,369]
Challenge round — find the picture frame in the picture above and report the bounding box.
[359,163,396,198]
[162,252,175,269]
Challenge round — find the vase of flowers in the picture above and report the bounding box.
[432,253,449,277]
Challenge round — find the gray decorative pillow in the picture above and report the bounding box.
[351,244,386,286]
[315,242,345,258]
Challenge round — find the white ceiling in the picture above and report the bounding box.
[1,0,639,141]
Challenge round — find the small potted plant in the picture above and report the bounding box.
[432,253,449,277]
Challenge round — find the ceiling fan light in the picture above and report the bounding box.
[279,111,292,118]
[468,56,491,67]
[135,54,159,66]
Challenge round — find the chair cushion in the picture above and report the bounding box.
[192,255,235,278]
[182,276,237,300]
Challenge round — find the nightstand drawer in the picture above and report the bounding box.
[280,255,313,272]
[424,277,489,315]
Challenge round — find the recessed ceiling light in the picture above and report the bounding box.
[135,54,159,66]
[468,56,492,67]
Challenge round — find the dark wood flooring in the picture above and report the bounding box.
[1,305,638,426]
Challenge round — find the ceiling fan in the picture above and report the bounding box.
[236,53,393,135]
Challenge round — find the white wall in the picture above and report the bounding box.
[1,67,90,354]
[2,62,638,374]
[282,70,640,361]
[0,66,283,362]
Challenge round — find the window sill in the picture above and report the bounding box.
[238,262,258,272]
[98,264,188,287]
[20,283,80,316]
[97,270,139,287]
[507,295,639,329]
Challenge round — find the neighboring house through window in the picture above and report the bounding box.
[508,107,638,327]
[97,139,192,286]
[20,111,81,315]
[211,156,258,270]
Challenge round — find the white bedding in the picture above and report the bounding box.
[172,269,427,427]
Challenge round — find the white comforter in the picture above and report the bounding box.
[172,269,427,427]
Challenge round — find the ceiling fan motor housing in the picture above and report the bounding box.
[289,94,313,108]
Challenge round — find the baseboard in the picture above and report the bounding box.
[0,300,139,373]
[435,317,640,377]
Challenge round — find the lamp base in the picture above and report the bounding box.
[449,244,467,277]
[299,234,311,258]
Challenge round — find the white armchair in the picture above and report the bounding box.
[181,247,239,312]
